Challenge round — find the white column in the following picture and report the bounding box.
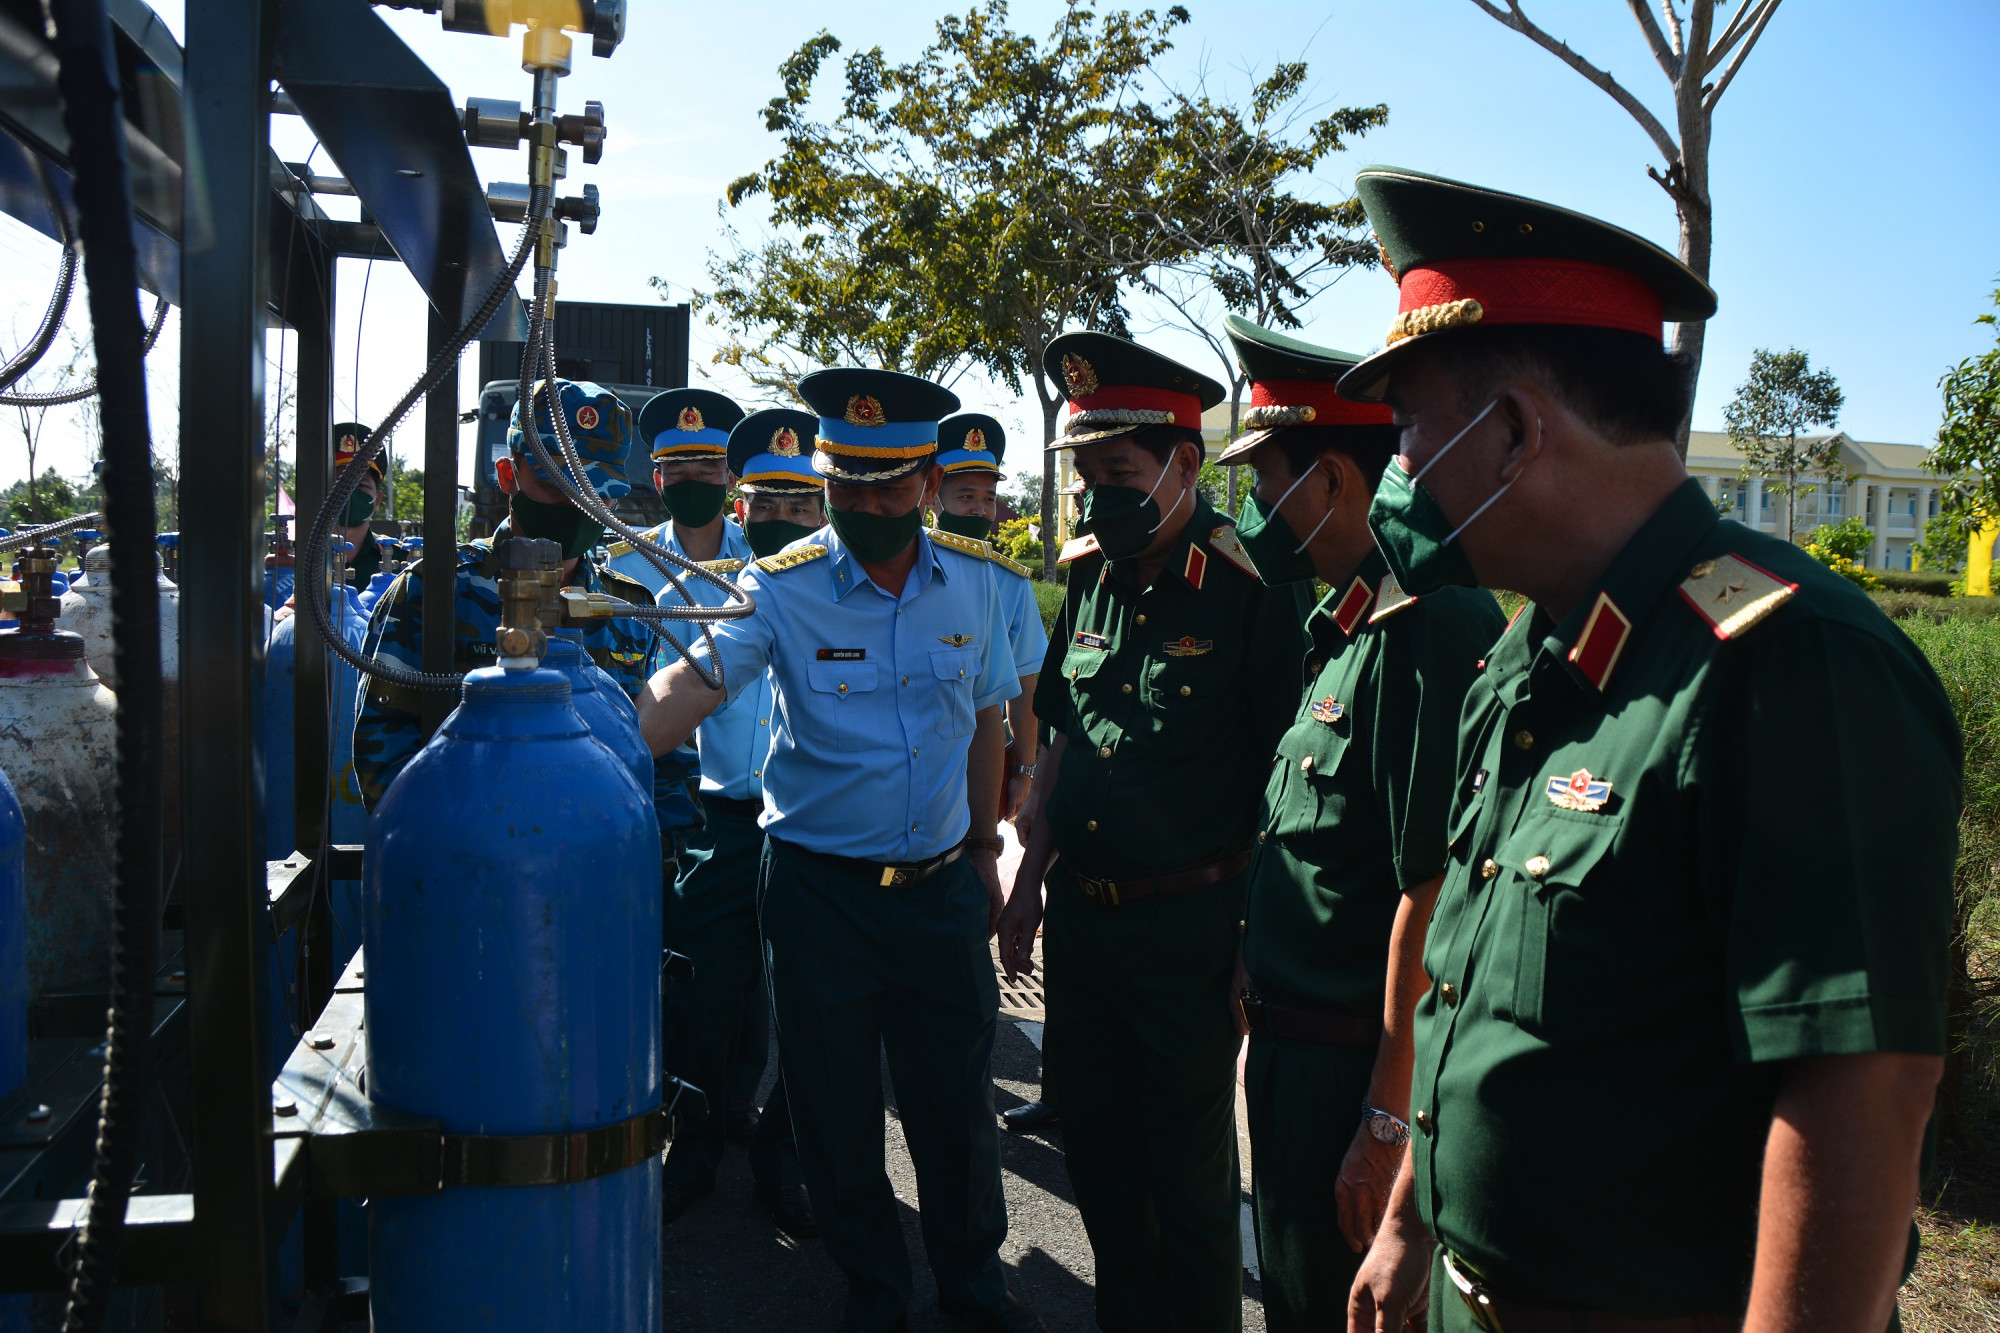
[1748,476,1765,529]
[1869,481,1887,569]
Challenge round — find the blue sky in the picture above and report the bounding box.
[1,0,1994,490]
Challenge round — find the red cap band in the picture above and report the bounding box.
[1396,258,1662,340]
[1248,379,1394,426]
[1068,383,1204,425]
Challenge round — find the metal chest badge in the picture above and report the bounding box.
[938,633,977,647]
[1309,696,1343,724]
[1163,636,1212,657]
[1546,768,1612,812]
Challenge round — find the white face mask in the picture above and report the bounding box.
[1144,457,1190,534]
[1265,462,1334,553]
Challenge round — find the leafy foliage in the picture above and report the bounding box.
[1917,512,1972,575]
[1726,347,1846,543]
[1928,286,2000,540]
[993,515,1043,568]
[1808,515,1873,563]
[1,468,89,527]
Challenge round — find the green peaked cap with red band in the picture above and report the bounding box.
[1336,166,1717,402]
[1217,315,1392,465]
[1043,330,1225,450]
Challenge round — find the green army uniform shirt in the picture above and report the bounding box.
[1035,497,1307,874]
[1411,479,1960,1317]
[1243,552,1504,1015]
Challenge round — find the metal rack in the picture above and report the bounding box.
[0,0,542,1322]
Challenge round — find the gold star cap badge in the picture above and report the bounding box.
[677,406,705,432]
[1061,353,1099,398]
[844,395,885,427]
[770,426,801,456]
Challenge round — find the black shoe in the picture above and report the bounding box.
[661,1176,715,1225]
[939,1292,1046,1333]
[725,1099,760,1144]
[1000,1100,1060,1134]
[754,1181,820,1240]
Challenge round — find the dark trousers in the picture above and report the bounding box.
[1042,860,1245,1333]
[664,802,798,1189]
[1245,1034,1375,1331]
[759,837,1009,1332]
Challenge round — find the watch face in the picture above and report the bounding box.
[1368,1113,1395,1143]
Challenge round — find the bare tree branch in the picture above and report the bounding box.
[1704,0,1778,76]
[1465,0,1681,163]
[1703,0,1783,112]
[1660,0,1685,61]
[1622,0,1682,80]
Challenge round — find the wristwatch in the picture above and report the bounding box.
[965,835,1006,854]
[1361,1100,1412,1147]
[1013,764,1036,777]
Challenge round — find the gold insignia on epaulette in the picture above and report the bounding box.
[989,551,1033,579]
[1677,553,1797,640]
[1205,524,1259,578]
[927,528,990,559]
[753,544,830,574]
[1368,573,1417,623]
[605,538,634,557]
[699,558,747,574]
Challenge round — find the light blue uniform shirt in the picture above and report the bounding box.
[606,517,752,601]
[649,521,772,801]
[996,566,1048,679]
[711,527,1020,861]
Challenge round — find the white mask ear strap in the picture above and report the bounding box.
[1441,414,1540,546]
[1281,458,1333,553]
[1148,478,1189,533]
[1411,398,1499,486]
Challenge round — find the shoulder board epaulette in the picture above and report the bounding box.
[596,567,652,606]
[753,544,829,575]
[1368,573,1418,624]
[1677,553,1797,640]
[927,527,1033,580]
[605,538,634,557]
[699,558,747,574]
[1205,523,1259,578]
[1058,533,1101,565]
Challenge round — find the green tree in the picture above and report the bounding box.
[1725,346,1845,544]
[1914,512,1968,575]
[691,1,1188,573]
[389,458,424,524]
[1927,285,2000,541]
[2,468,85,527]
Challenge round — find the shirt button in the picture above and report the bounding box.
[1440,981,1458,1006]
[1414,1109,1432,1134]
[1300,754,1314,772]
[1257,831,1267,844]
[912,747,919,757]
[903,676,910,685]
[1525,855,1551,878]
[753,768,762,777]
[1098,745,1112,759]
[1179,685,1191,697]
[759,717,769,725]
[1087,819,1098,831]
[1512,729,1534,750]
[1480,858,1497,880]
[1306,659,1321,675]
[958,668,965,678]
[838,683,848,694]
[1121,683,1133,694]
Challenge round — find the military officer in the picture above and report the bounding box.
[606,387,752,595]
[996,332,1308,1333]
[1337,168,1958,1333]
[931,414,1045,828]
[636,369,1044,1333]
[654,409,824,1238]
[1216,315,1505,1330]
[331,423,387,585]
[353,379,699,854]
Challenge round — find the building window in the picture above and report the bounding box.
[1824,479,1845,517]
[1929,491,1940,519]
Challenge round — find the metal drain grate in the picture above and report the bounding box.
[991,940,1045,1022]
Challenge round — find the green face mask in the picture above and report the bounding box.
[1366,399,1510,595]
[662,479,727,528]
[934,510,994,541]
[1236,463,1332,585]
[1077,462,1187,562]
[511,492,605,561]
[829,503,922,564]
[341,488,376,527]
[745,519,820,558]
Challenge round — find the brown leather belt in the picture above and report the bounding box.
[1239,994,1380,1045]
[1058,849,1251,907]
[1445,1252,1739,1333]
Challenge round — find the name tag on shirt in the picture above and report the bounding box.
[818,648,866,661]
[1073,631,1109,650]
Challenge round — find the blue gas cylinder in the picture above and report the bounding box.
[356,541,401,613]
[0,763,25,1099]
[364,663,661,1329]
[545,629,648,786]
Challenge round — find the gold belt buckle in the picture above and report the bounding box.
[879,865,905,888]
[1442,1251,1507,1333]
[1077,874,1119,906]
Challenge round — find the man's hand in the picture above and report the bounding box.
[1003,770,1033,825]
[1230,949,1250,1038]
[1336,1124,1403,1254]
[996,871,1044,979]
[1348,1164,1433,1333]
[971,848,1005,937]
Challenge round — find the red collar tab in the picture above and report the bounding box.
[1395,258,1662,343]
[1182,543,1208,591]
[1331,577,1375,637]
[1567,591,1633,692]
[1247,379,1394,427]
[1067,383,1204,428]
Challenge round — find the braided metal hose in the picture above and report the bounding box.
[0,509,106,554]
[0,296,168,407]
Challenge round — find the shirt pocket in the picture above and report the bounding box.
[1485,811,1626,1035]
[929,647,978,739]
[1270,715,1352,837]
[1140,650,1229,751]
[804,660,880,752]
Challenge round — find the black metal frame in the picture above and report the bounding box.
[0,0,529,1323]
